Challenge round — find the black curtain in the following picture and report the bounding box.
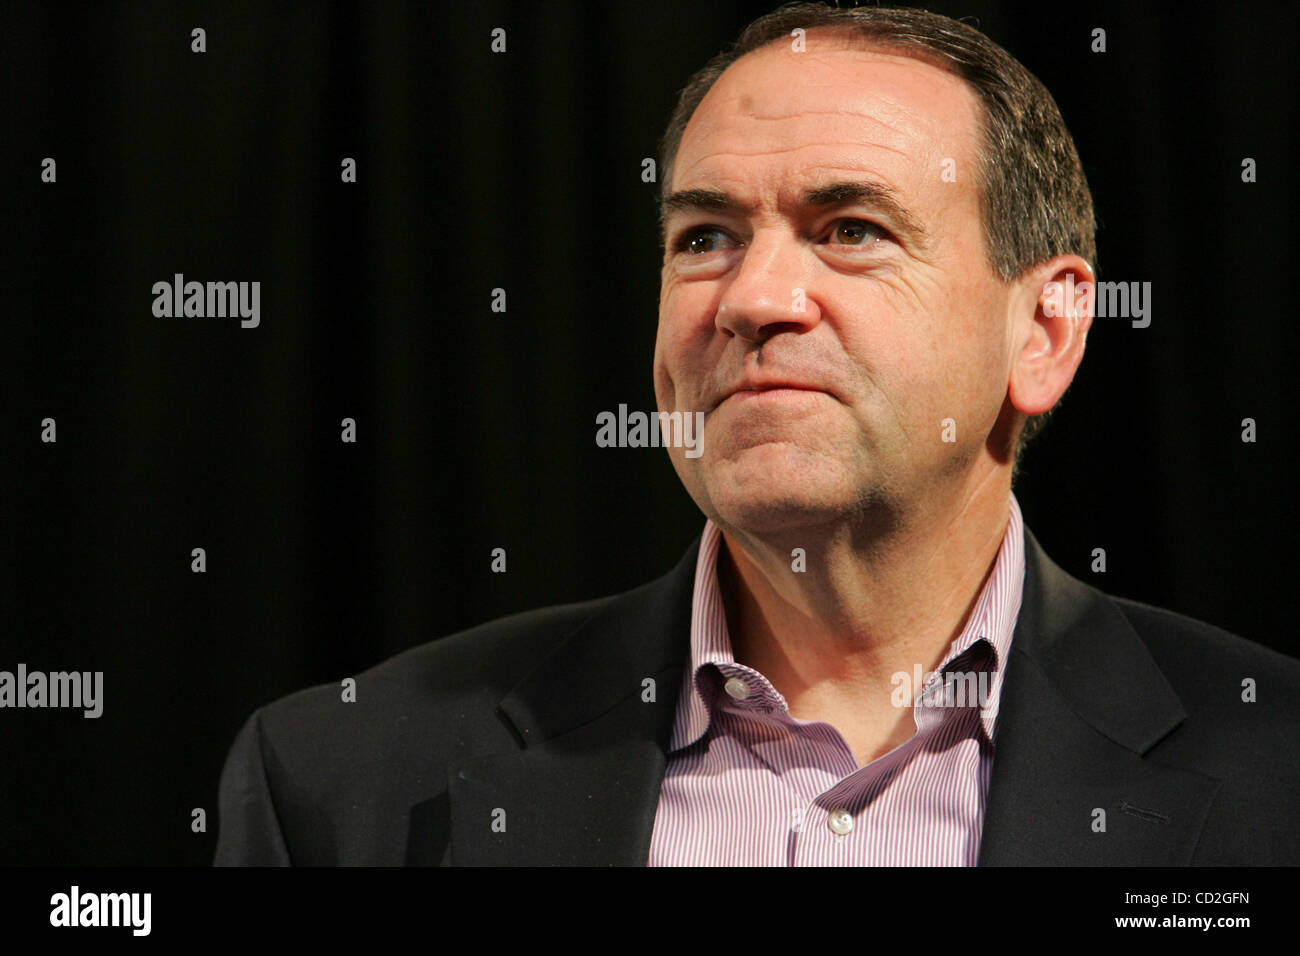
[3,0,1296,864]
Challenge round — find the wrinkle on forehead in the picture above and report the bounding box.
[733,103,907,128]
[678,140,912,183]
[678,115,922,187]
[696,92,916,139]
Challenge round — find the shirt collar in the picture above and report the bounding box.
[668,492,1026,752]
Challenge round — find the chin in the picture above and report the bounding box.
[699,455,860,536]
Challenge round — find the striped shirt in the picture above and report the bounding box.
[648,493,1025,866]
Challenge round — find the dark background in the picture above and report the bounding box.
[2,0,1295,864]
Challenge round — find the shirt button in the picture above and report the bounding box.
[724,677,751,701]
[827,808,854,836]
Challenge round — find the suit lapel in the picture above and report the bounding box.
[443,521,1221,866]
[446,541,697,865]
[978,527,1220,864]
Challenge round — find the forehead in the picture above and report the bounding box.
[672,35,982,198]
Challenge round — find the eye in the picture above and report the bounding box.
[675,227,739,255]
[827,218,888,246]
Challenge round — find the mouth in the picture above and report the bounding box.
[726,386,825,400]
[714,382,832,411]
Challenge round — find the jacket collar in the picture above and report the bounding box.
[976,526,1217,865]
[442,542,695,865]
[441,522,1217,865]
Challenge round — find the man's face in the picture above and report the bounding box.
[654,35,1018,536]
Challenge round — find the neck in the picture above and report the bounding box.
[715,466,1012,726]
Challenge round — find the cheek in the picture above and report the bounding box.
[660,276,718,335]
[954,276,1011,364]
[836,282,997,426]
[655,283,719,390]
[934,294,1011,418]
[653,291,695,407]
[652,336,676,410]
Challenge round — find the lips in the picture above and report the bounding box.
[714,378,833,410]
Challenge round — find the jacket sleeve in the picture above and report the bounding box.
[213,708,293,866]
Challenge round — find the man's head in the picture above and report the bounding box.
[653,3,1095,538]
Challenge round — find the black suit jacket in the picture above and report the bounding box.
[214,525,1300,865]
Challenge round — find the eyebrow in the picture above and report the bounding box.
[659,179,930,249]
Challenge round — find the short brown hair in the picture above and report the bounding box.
[658,2,1097,464]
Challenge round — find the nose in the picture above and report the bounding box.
[715,229,821,343]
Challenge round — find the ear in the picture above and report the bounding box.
[1007,255,1095,418]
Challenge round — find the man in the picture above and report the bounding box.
[215,4,1300,866]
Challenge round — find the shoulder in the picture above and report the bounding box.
[1107,592,1300,763]
[1104,592,1300,858]
[1102,593,1300,754]
[214,543,698,862]
[215,591,633,863]
[1108,593,1300,702]
[251,592,622,757]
